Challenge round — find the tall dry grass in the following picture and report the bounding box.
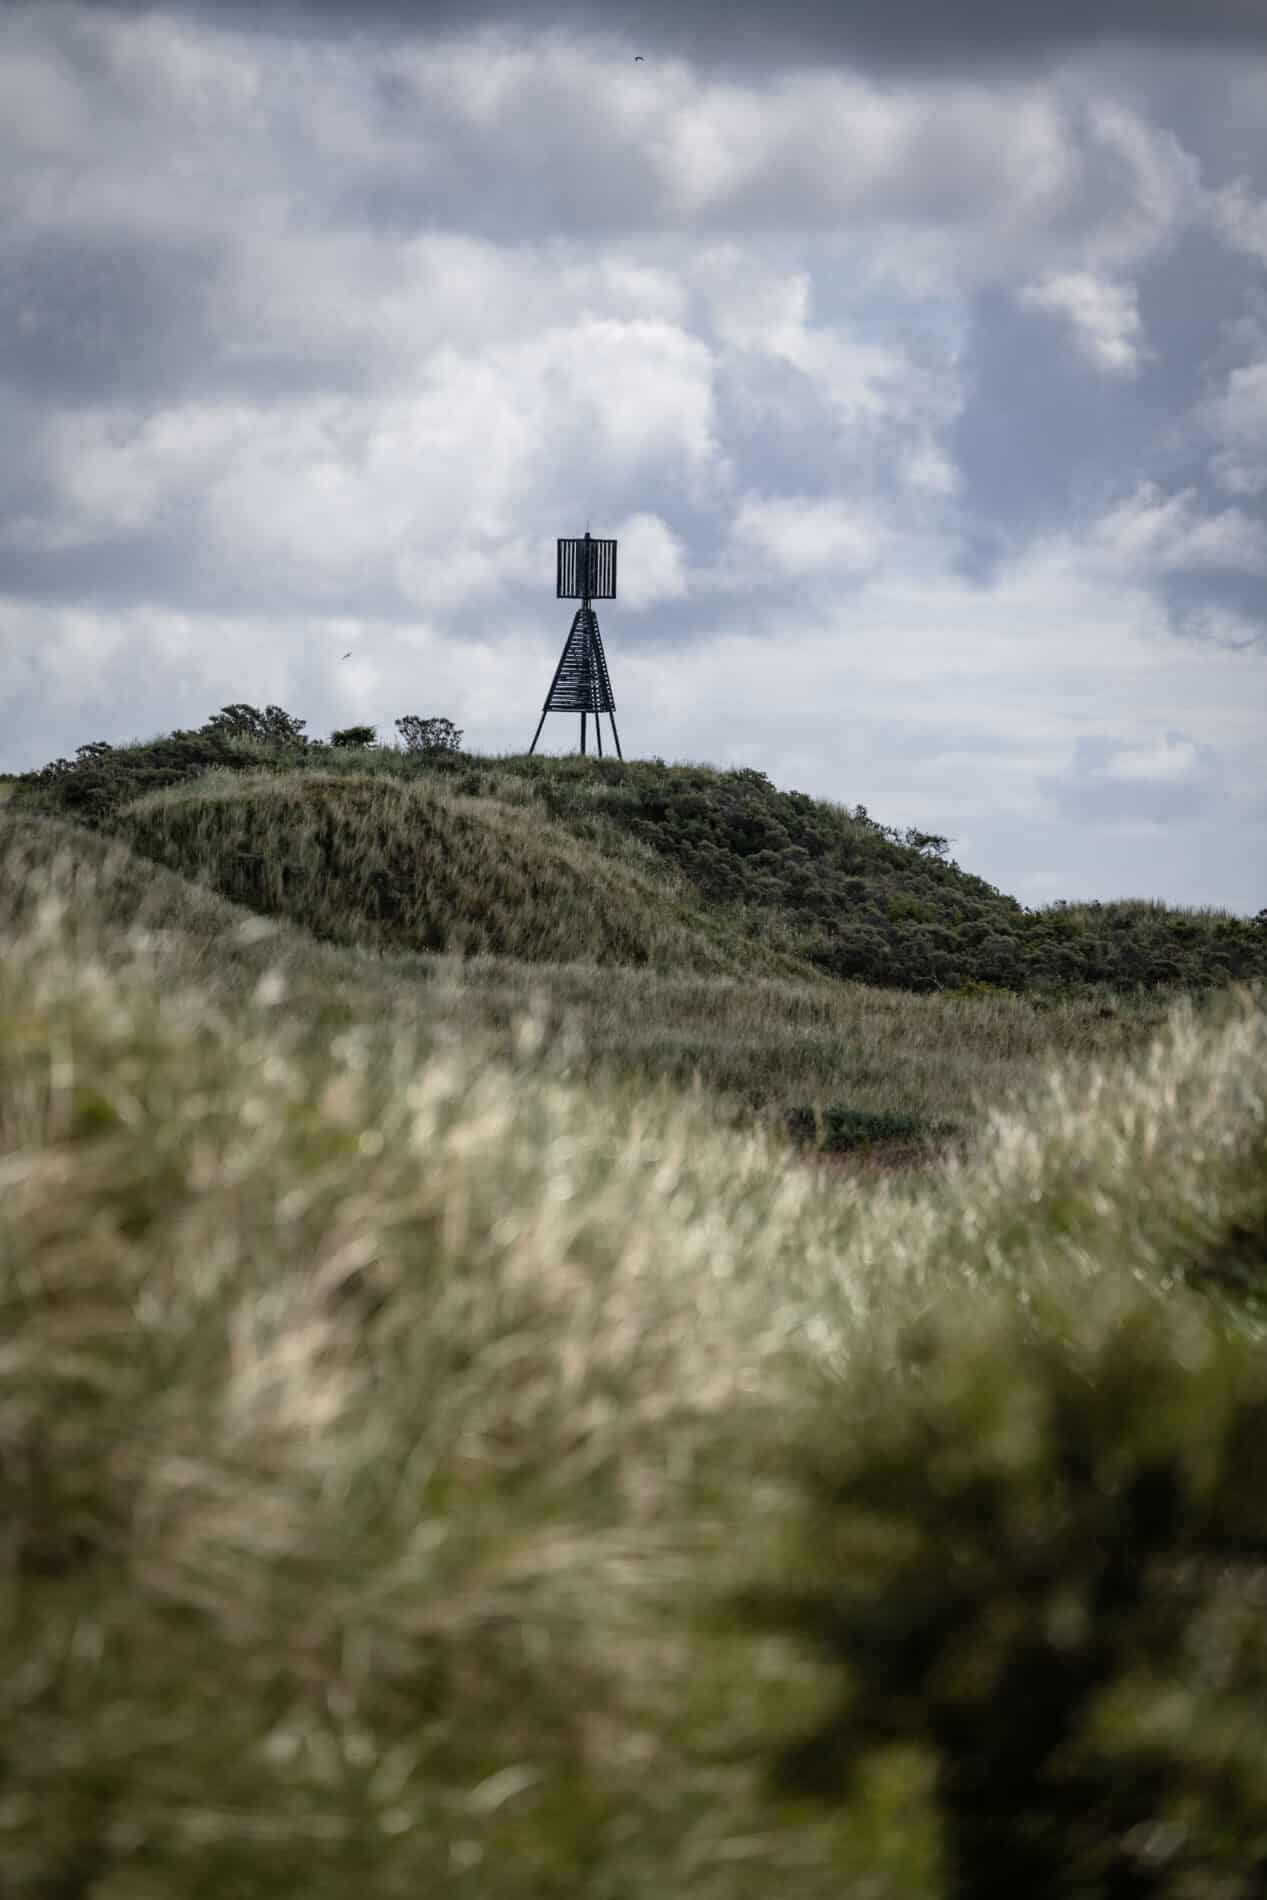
[2,824,1265,1894]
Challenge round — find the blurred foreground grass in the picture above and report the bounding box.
[2,820,1266,1897]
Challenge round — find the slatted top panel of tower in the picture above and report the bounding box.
[557,535,617,600]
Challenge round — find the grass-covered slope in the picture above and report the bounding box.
[116,769,810,979]
[3,834,1266,1898]
[0,810,1170,1164]
[438,750,1267,995]
[13,726,1265,996]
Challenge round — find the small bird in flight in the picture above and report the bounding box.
[341,651,352,659]
[634,54,644,61]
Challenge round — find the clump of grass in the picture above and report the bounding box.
[3,830,1266,1896]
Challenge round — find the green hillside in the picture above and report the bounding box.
[1,805,1167,1169]
[14,719,1265,996]
[115,769,809,980]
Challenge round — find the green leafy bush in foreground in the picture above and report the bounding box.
[1,835,1265,1897]
[747,1290,1267,1897]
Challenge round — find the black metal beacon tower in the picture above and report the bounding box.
[528,531,623,759]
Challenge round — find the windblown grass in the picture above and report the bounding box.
[3,829,1265,1896]
[2,810,1169,1156]
[116,769,810,979]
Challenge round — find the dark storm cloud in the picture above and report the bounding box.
[75,0,1267,73]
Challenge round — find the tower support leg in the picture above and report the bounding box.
[608,714,623,761]
[595,715,603,759]
[580,712,587,755]
[528,710,547,756]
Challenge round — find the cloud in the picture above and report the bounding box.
[612,512,689,610]
[1202,359,1267,499]
[1089,481,1267,578]
[1100,732,1203,782]
[731,494,888,579]
[1043,730,1219,828]
[68,0,1267,77]
[1018,271,1147,375]
[7,312,725,607]
[1207,179,1267,264]
[1080,100,1201,271]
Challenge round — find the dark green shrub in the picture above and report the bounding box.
[201,704,309,747]
[395,715,463,753]
[744,1288,1267,1898]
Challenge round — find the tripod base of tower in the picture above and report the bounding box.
[528,604,623,759]
[528,708,622,759]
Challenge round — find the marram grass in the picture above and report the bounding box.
[2,838,1266,1897]
[117,769,810,980]
[12,801,1171,1158]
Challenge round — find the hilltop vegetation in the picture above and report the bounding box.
[2,821,1265,1899]
[0,804,1164,1173]
[6,705,1207,1163]
[13,709,1266,998]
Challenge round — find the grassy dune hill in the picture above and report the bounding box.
[14,728,1265,997]
[0,809,1169,1162]
[2,830,1265,1898]
[116,768,810,979]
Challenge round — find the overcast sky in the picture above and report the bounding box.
[3,0,1265,911]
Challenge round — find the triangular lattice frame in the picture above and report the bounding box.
[529,535,623,758]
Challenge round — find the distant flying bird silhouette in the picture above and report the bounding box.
[634,54,644,60]
[341,651,352,659]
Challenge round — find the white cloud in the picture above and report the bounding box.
[1018,270,1147,375]
[731,494,888,578]
[1089,481,1267,576]
[904,445,961,496]
[698,249,919,424]
[1082,100,1201,270]
[1099,733,1202,783]
[1203,360,1267,448]
[1201,359,1267,498]
[8,404,255,549]
[612,512,689,610]
[0,13,1089,255]
[1207,178,1267,264]
[12,314,725,601]
[212,231,692,375]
